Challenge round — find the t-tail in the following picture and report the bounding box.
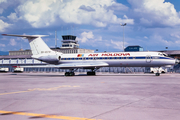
[2,34,62,64]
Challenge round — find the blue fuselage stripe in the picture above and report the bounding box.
[61,56,172,60]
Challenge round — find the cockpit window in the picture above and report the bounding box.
[158,53,167,56]
[163,53,167,56]
[158,53,168,56]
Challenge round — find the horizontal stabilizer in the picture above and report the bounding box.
[2,34,48,38]
[2,34,52,56]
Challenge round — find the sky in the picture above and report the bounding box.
[0,0,180,52]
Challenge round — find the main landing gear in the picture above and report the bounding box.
[65,72,75,76]
[87,68,97,76]
[64,69,76,76]
[64,68,98,76]
[87,71,96,75]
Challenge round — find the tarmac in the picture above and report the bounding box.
[0,72,180,120]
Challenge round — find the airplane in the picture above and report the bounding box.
[2,34,179,76]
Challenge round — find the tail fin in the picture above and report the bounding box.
[28,37,52,55]
[2,34,53,55]
[2,34,62,64]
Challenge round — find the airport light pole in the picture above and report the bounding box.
[120,23,126,52]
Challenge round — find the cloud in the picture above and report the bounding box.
[79,5,95,12]
[0,16,6,20]
[146,34,175,49]
[170,33,180,39]
[107,2,128,11]
[13,0,134,28]
[0,0,7,14]
[128,0,180,27]
[144,36,148,39]
[7,13,19,21]
[78,31,94,43]
[16,0,55,27]
[76,31,105,50]
[175,40,180,44]
[0,44,5,47]
[0,19,11,32]
[78,30,128,51]
[0,0,7,3]
[9,39,17,46]
[111,39,127,50]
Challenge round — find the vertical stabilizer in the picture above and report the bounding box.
[2,34,62,64]
[28,37,53,55]
[2,34,54,56]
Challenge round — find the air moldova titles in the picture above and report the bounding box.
[88,53,130,57]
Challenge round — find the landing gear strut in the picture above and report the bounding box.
[87,68,98,76]
[87,71,96,75]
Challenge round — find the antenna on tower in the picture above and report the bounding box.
[73,25,74,36]
[55,30,57,48]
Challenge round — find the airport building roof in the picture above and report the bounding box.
[161,50,180,55]
[0,55,31,59]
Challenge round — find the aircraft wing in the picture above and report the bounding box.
[19,62,109,69]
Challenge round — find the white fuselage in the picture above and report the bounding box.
[58,51,175,68]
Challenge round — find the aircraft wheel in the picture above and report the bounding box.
[65,72,69,76]
[65,72,75,76]
[155,73,160,76]
[70,72,75,76]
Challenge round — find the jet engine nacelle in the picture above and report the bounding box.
[36,55,61,64]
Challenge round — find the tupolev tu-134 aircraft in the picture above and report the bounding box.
[2,34,179,76]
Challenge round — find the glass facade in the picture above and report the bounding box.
[124,46,144,52]
[62,35,76,40]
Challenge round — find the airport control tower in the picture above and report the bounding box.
[61,35,79,49]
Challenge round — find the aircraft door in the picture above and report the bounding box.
[146,55,152,63]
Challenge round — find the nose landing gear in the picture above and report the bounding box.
[155,67,161,76]
[155,73,160,76]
